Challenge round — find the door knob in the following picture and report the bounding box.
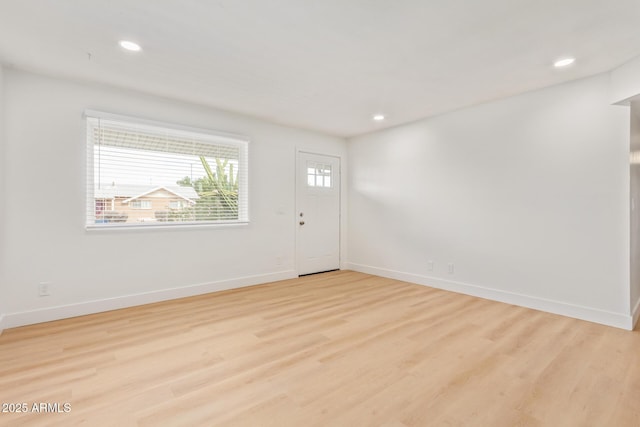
[299,221,305,225]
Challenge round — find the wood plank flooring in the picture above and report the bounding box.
[0,270,639,426]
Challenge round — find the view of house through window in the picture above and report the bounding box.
[86,114,249,227]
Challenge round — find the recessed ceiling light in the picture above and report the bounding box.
[554,57,575,68]
[373,114,385,121]
[119,40,142,52]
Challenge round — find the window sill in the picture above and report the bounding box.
[86,221,250,232]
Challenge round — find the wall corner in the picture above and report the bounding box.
[610,55,640,105]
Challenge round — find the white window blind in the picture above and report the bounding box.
[86,112,249,228]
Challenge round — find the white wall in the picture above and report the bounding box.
[0,64,5,333]
[631,101,640,326]
[611,55,640,105]
[1,69,347,327]
[348,73,632,329]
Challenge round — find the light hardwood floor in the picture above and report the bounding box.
[0,270,639,426]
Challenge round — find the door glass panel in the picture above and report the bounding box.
[306,161,332,188]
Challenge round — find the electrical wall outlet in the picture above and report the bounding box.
[427,260,434,271]
[448,263,454,274]
[38,282,51,297]
[276,256,283,265]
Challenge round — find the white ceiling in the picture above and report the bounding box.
[1,1,640,137]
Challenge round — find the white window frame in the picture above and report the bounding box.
[306,161,333,188]
[85,110,250,230]
[129,200,152,210]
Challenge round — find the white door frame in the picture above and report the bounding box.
[295,149,342,275]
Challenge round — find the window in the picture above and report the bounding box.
[86,112,249,228]
[129,200,152,209]
[307,162,332,188]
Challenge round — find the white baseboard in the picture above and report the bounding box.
[346,262,634,330]
[0,314,5,336]
[632,297,640,330]
[3,270,297,329]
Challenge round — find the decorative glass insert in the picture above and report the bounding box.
[307,162,332,188]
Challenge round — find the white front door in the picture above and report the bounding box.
[296,152,340,275]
